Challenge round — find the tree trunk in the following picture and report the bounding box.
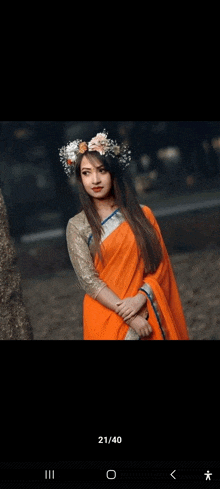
[0,189,33,340]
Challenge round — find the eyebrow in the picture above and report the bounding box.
[81,165,105,171]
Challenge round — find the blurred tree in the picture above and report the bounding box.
[38,121,80,225]
[0,189,33,339]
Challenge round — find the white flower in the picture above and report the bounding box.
[66,140,82,161]
[59,130,131,178]
[88,132,110,155]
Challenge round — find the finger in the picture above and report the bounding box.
[123,312,136,322]
[142,331,149,338]
[116,304,127,312]
[116,306,126,315]
[120,307,133,316]
[122,310,135,320]
[123,315,133,322]
[117,308,126,316]
[141,327,151,337]
[121,306,133,314]
[146,322,152,334]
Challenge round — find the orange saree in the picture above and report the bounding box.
[83,205,189,340]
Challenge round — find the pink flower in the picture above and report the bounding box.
[88,132,110,155]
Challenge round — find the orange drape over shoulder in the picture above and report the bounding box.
[83,206,189,340]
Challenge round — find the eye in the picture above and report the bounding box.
[82,171,90,175]
[100,168,106,173]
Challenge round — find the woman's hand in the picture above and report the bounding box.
[126,315,152,338]
[115,294,147,322]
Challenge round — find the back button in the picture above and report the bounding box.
[170,470,176,479]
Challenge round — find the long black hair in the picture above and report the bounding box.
[74,150,163,273]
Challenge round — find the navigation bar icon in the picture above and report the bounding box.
[170,470,176,479]
[45,470,55,480]
[106,470,116,480]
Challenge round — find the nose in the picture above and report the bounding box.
[92,170,101,184]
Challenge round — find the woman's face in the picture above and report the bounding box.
[80,155,113,201]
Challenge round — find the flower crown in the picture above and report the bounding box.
[59,129,131,177]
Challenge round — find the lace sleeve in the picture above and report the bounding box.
[66,219,107,300]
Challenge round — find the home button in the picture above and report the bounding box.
[106,470,116,479]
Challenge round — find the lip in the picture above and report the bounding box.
[92,187,103,191]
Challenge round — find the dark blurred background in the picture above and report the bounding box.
[1,121,220,340]
[1,121,220,241]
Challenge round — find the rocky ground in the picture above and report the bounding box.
[17,237,220,341]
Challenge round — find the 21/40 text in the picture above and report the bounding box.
[98,436,122,444]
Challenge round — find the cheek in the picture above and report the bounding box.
[105,174,112,187]
[81,176,90,188]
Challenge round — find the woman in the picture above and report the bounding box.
[60,131,189,340]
